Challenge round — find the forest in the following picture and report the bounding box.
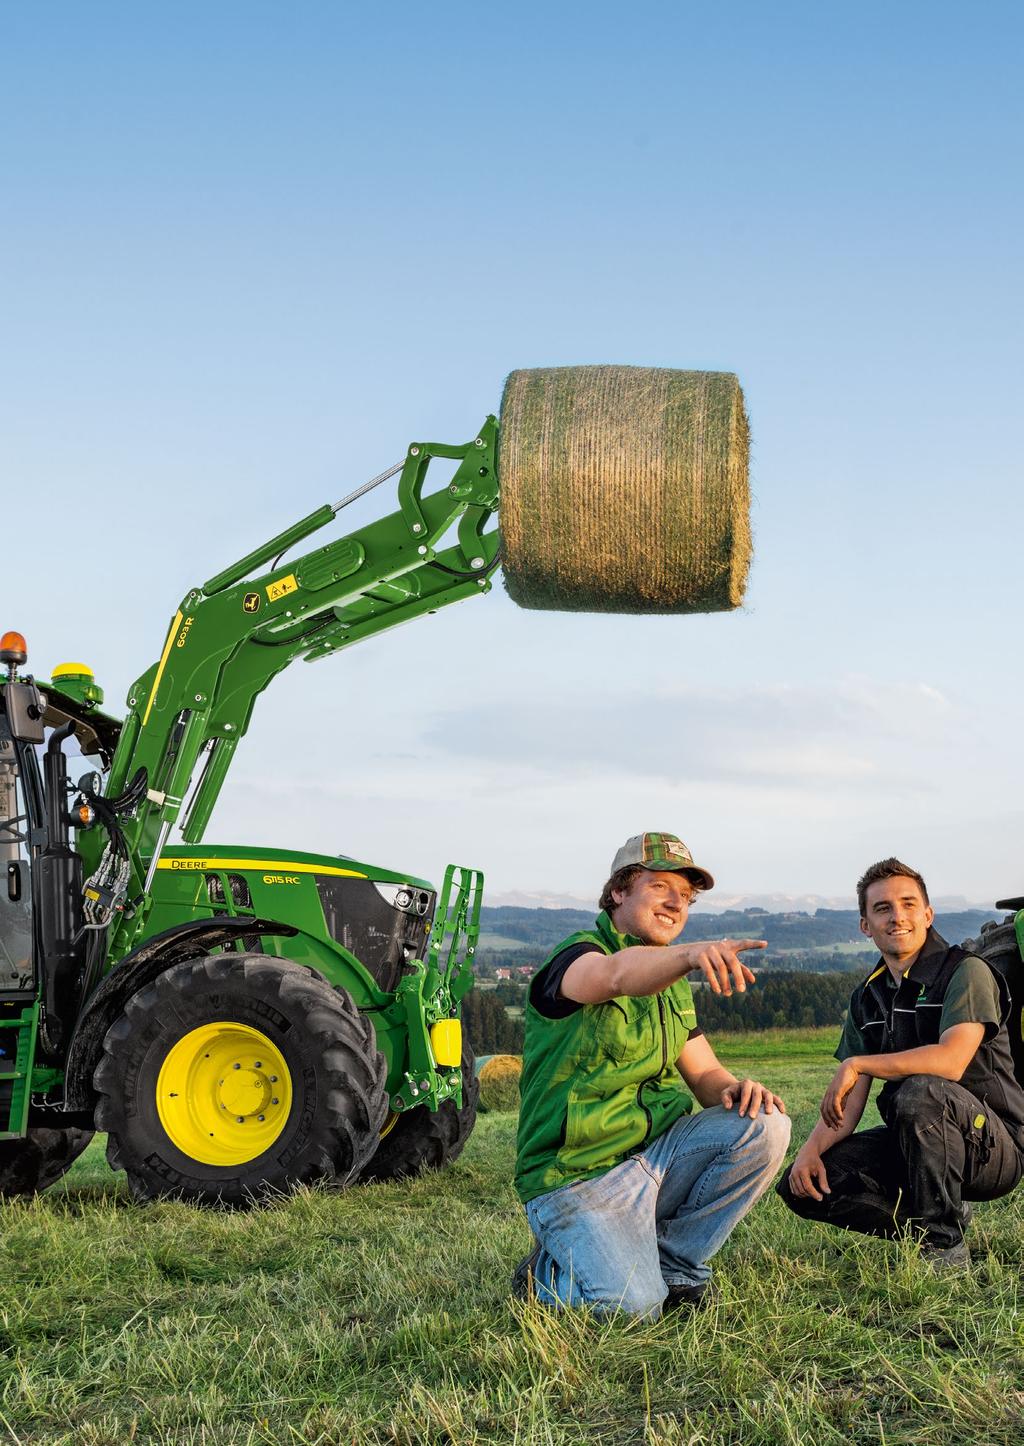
[464,970,861,1055]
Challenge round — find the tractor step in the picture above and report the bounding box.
[0,1003,40,1139]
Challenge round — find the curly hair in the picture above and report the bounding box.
[598,865,645,913]
[598,864,705,915]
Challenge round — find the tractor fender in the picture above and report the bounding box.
[62,917,299,1111]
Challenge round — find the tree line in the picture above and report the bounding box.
[462,987,525,1055]
[689,970,854,1033]
[462,969,859,1055]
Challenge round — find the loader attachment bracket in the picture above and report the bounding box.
[387,863,483,1113]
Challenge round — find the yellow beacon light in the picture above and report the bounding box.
[51,661,104,707]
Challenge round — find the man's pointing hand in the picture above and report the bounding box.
[678,939,767,995]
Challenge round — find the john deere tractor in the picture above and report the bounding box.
[0,365,755,1205]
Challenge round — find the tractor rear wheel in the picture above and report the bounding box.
[94,953,388,1205]
[0,1127,94,1197]
[360,1039,479,1182]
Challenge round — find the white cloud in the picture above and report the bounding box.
[418,678,965,795]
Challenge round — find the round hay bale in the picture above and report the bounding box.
[498,365,750,614]
[475,1053,522,1113]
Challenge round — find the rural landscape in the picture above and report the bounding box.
[4,5,1021,1444]
[4,1020,1024,1444]
[465,903,1002,1051]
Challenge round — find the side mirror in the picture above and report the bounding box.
[2,681,46,745]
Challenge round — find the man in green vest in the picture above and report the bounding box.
[513,831,792,1317]
[778,858,1024,1272]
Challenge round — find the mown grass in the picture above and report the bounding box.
[1,1028,1022,1444]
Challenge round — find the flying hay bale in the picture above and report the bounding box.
[474,1053,522,1112]
[498,365,750,614]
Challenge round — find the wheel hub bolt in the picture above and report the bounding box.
[233,1063,241,1070]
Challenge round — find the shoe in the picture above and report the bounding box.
[663,1280,716,1312]
[511,1240,542,1301]
[921,1239,971,1274]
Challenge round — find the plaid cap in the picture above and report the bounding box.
[609,832,715,891]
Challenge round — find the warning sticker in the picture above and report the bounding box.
[266,574,298,603]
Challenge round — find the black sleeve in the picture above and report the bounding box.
[529,942,605,1020]
[531,946,709,1034]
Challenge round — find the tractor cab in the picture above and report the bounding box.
[0,633,119,1018]
[0,632,42,997]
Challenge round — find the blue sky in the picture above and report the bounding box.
[2,2,1022,907]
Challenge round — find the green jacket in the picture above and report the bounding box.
[514,911,698,1203]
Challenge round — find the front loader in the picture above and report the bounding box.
[0,365,753,1205]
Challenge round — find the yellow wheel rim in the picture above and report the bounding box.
[380,1111,399,1139]
[156,1022,293,1167]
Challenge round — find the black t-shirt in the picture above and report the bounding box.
[529,942,600,1019]
[529,941,704,1040]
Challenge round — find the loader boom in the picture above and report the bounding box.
[85,418,500,955]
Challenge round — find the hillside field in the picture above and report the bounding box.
[1,1028,1022,1444]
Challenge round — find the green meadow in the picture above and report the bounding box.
[2,1027,1022,1445]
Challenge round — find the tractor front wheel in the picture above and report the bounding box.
[360,1040,479,1182]
[94,953,388,1205]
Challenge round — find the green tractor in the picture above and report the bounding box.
[0,365,753,1205]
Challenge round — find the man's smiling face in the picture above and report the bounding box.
[610,869,699,946]
[859,876,935,971]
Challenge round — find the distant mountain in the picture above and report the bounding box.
[478,903,1003,955]
[486,890,1002,916]
[485,890,596,911]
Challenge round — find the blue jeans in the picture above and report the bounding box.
[524,1106,791,1318]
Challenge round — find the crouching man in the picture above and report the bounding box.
[513,832,791,1317]
[778,858,1024,1271]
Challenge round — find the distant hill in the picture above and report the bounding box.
[478,903,1002,955]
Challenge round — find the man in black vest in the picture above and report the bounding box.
[777,858,1024,1270]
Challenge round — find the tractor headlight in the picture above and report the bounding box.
[373,882,431,915]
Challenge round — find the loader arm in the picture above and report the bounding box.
[85,418,500,950]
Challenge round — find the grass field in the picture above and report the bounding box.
[2,1028,1023,1445]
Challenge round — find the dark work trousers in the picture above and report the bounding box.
[777,1075,1024,1248]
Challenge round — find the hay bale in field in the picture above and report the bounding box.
[498,365,750,614]
[475,1054,523,1113]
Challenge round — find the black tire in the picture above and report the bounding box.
[94,953,388,1206]
[964,919,1024,1086]
[0,1127,94,1197]
[360,1039,479,1182]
